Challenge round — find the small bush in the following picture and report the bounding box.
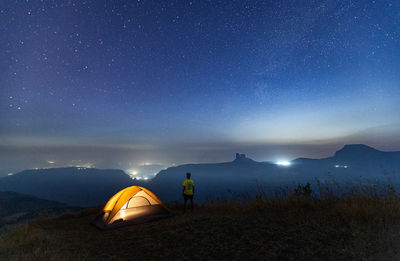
[293,182,312,197]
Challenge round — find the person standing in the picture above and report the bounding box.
[183,172,195,212]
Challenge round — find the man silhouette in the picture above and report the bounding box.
[183,172,195,212]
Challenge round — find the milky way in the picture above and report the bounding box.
[1,1,399,174]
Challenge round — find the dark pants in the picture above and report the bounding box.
[183,194,194,212]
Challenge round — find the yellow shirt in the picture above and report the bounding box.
[183,179,194,195]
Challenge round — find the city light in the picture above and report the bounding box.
[276,161,291,166]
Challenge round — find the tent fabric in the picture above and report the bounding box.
[93,186,170,229]
[126,196,150,208]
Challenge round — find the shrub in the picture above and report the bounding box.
[293,182,312,197]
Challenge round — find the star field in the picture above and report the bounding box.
[0,0,399,174]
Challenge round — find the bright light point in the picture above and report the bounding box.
[276,161,291,166]
[7,173,13,176]
[47,160,55,164]
[334,164,349,169]
[143,177,149,180]
[127,169,138,175]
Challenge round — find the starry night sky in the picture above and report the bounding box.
[1,0,399,175]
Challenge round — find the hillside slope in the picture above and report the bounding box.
[1,193,400,260]
[0,191,79,234]
[0,191,67,216]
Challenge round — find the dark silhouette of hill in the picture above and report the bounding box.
[0,144,399,204]
[0,191,66,218]
[0,191,80,234]
[149,153,283,201]
[149,145,400,202]
[0,168,136,206]
[334,144,383,158]
[292,144,400,181]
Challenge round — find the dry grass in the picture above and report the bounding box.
[2,189,400,260]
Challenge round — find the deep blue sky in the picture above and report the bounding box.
[1,0,399,174]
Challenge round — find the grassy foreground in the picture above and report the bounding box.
[1,192,400,260]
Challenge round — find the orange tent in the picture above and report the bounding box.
[93,186,170,229]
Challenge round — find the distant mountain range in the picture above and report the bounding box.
[0,168,137,206]
[149,144,400,201]
[0,144,399,205]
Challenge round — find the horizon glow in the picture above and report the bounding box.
[0,1,399,175]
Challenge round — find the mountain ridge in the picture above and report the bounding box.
[1,144,399,204]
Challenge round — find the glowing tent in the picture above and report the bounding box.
[93,186,170,229]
